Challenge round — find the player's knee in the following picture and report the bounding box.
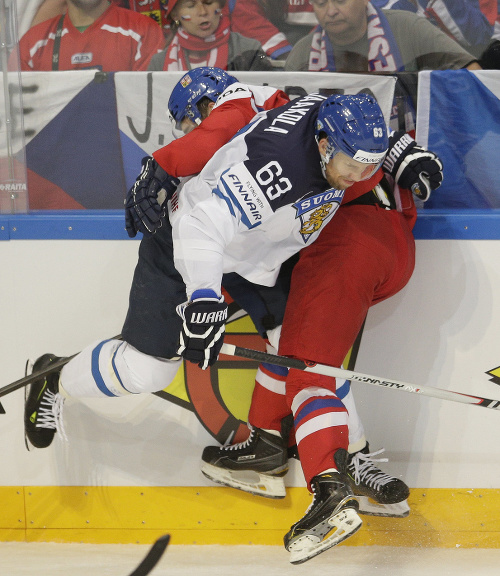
[118,342,182,394]
[286,369,338,399]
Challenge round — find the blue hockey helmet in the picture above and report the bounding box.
[168,67,238,135]
[315,94,389,179]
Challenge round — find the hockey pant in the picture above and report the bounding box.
[60,338,181,397]
[58,224,293,398]
[248,345,366,450]
[254,204,416,488]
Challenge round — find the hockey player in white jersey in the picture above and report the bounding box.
[125,68,417,519]
[171,93,389,563]
[22,75,406,564]
[24,89,386,433]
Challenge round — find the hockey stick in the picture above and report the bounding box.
[128,534,170,576]
[0,335,123,399]
[0,303,248,402]
[220,343,500,411]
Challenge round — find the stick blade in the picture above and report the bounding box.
[128,534,170,576]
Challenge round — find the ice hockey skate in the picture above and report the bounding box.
[347,443,410,517]
[201,427,288,498]
[284,449,362,565]
[24,354,66,450]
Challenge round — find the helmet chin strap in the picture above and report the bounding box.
[320,143,334,174]
[319,154,329,177]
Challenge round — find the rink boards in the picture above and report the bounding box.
[1,210,500,545]
[1,486,500,547]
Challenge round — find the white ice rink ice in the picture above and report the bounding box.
[2,543,500,576]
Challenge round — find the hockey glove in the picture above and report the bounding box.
[177,289,228,370]
[383,131,443,202]
[125,156,180,238]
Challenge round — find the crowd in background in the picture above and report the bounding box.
[10,0,500,73]
[5,1,500,212]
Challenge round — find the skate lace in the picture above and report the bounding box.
[304,484,319,515]
[222,426,255,451]
[38,391,68,441]
[349,448,394,490]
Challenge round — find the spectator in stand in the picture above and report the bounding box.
[284,0,482,73]
[16,0,64,37]
[227,0,292,62]
[25,1,171,37]
[269,0,320,46]
[373,0,498,58]
[242,1,329,49]
[126,1,171,36]
[147,0,274,71]
[481,38,500,69]
[14,0,166,71]
[24,0,295,62]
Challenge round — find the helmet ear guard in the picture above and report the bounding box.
[167,67,238,137]
[315,94,389,179]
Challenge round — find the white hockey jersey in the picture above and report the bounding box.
[169,93,345,299]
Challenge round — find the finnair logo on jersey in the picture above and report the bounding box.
[227,173,264,224]
[221,164,272,229]
[71,52,93,64]
[294,189,344,242]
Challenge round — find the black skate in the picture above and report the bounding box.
[201,427,288,498]
[347,443,410,518]
[24,354,66,450]
[284,449,362,564]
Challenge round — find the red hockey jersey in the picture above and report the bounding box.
[153,82,290,176]
[17,4,165,72]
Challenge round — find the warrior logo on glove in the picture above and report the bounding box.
[383,131,443,202]
[177,289,228,370]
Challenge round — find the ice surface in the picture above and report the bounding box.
[2,543,500,576]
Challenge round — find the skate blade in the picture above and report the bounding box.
[288,507,362,565]
[24,359,35,452]
[201,462,287,499]
[356,495,410,518]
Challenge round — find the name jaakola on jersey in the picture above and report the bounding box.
[264,93,326,134]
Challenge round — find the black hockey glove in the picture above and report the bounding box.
[177,289,228,370]
[125,156,180,238]
[383,131,443,202]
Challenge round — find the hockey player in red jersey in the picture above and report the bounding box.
[151,70,289,182]
[125,69,441,561]
[15,0,166,71]
[170,92,410,564]
[157,71,442,525]
[116,68,440,516]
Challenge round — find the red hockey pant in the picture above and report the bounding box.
[249,204,415,487]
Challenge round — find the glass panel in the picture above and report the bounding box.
[0,0,28,214]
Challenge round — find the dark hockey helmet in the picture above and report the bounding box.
[168,67,238,136]
[315,94,389,179]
